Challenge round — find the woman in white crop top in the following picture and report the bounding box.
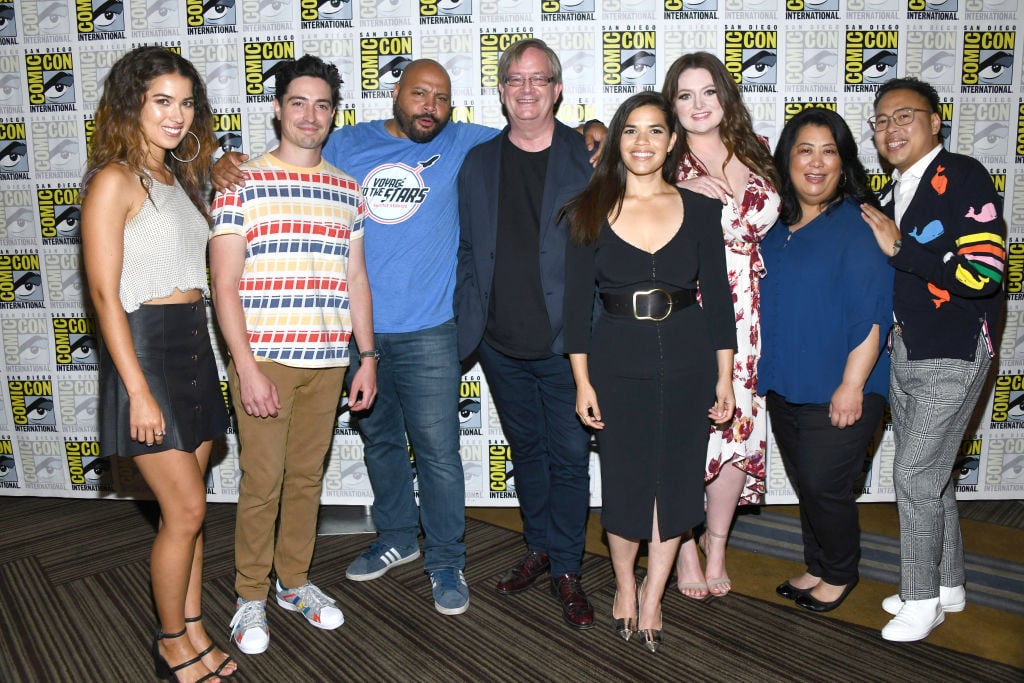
[81,46,233,683]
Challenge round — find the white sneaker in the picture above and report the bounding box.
[275,579,344,630]
[881,598,944,642]
[881,585,966,616]
[229,598,270,654]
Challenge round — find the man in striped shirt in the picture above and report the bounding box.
[210,55,377,655]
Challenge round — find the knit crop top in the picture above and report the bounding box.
[119,174,210,312]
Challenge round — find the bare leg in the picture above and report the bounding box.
[701,463,747,596]
[135,448,218,683]
[180,441,236,676]
[675,533,708,599]
[787,571,821,591]
[607,532,639,623]
[639,504,682,631]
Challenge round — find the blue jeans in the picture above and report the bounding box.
[347,320,465,571]
[478,341,591,575]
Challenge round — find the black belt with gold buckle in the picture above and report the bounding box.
[600,288,697,322]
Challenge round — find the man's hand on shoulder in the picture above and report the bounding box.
[212,152,249,192]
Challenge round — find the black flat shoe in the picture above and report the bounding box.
[795,578,859,613]
[776,580,813,601]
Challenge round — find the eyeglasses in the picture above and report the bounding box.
[866,107,933,132]
[501,75,555,88]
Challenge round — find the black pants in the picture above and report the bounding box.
[766,391,885,585]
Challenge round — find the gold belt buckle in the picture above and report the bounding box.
[633,288,672,322]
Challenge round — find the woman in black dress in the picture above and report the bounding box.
[563,92,736,652]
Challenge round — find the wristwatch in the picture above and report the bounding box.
[892,239,902,257]
[359,349,380,360]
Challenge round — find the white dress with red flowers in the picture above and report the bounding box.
[677,151,781,504]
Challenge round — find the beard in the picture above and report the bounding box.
[393,101,448,143]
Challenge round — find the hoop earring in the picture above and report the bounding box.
[838,172,847,188]
[170,130,200,163]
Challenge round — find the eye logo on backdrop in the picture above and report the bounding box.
[724,27,778,92]
[541,0,596,21]
[25,49,77,112]
[488,442,516,498]
[360,34,413,97]
[51,316,97,372]
[844,27,899,92]
[0,119,29,178]
[785,26,839,90]
[1,186,37,241]
[22,0,73,40]
[244,36,295,103]
[957,99,1011,163]
[0,252,45,308]
[8,378,57,431]
[131,0,183,37]
[905,27,958,91]
[0,55,25,111]
[420,0,473,24]
[602,28,657,92]
[302,0,354,27]
[0,443,19,489]
[56,377,100,432]
[2,315,50,370]
[185,0,238,35]
[76,0,126,41]
[961,27,1015,93]
[908,0,958,19]
[420,31,475,95]
[991,373,1024,427]
[459,379,481,433]
[30,120,81,178]
[213,109,242,159]
[480,30,534,91]
[65,438,109,491]
[549,29,597,94]
[37,186,81,244]
[0,0,18,45]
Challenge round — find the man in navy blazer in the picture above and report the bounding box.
[455,38,597,630]
[861,77,1005,643]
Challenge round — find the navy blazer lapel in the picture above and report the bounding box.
[538,123,580,238]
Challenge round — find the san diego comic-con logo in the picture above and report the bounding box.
[0,54,24,111]
[2,314,50,370]
[360,34,413,97]
[602,28,657,93]
[0,0,18,45]
[0,252,46,309]
[191,41,241,102]
[213,109,242,159]
[22,0,73,40]
[240,0,293,28]
[360,156,435,224]
[37,186,81,243]
[480,30,533,91]
[990,170,1006,199]
[844,28,899,92]
[1,187,36,241]
[75,0,126,41]
[420,32,475,95]
[358,0,413,21]
[785,0,839,20]
[488,442,517,498]
[57,377,100,432]
[8,378,57,432]
[991,373,1024,427]
[479,0,531,21]
[1005,240,1024,300]
[541,0,596,21]
[80,43,127,110]
[0,442,19,489]
[785,28,839,90]
[420,0,473,24]
[25,49,77,113]
[302,0,354,28]
[52,315,98,372]
[547,30,596,94]
[185,0,238,34]
[908,0,958,19]
[18,436,71,489]
[724,27,778,92]
[65,438,110,491]
[131,0,183,36]
[986,438,1024,490]
[961,28,1014,94]
[953,436,982,490]
[906,27,958,90]
[45,252,87,308]
[664,0,719,21]
[998,309,1024,363]
[957,99,1011,162]
[244,37,295,104]
[459,379,481,433]
[0,119,29,178]
[30,120,81,178]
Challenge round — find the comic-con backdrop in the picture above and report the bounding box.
[1,0,1022,504]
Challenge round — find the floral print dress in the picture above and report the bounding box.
[677,150,781,504]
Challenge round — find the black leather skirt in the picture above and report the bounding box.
[99,302,228,458]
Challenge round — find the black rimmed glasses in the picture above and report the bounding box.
[501,75,556,88]
[867,107,933,132]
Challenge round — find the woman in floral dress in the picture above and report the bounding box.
[662,52,781,599]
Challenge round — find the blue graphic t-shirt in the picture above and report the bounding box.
[323,120,497,333]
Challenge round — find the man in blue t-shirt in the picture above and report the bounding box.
[213,59,497,617]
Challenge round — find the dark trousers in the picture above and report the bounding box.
[478,341,591,575]
[766,391,885,585]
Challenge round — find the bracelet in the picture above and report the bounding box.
[359,349,380,360]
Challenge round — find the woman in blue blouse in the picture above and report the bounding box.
[759,108,894,612]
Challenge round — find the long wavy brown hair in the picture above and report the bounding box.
[661,52,780,191]
[81,46,215,222]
